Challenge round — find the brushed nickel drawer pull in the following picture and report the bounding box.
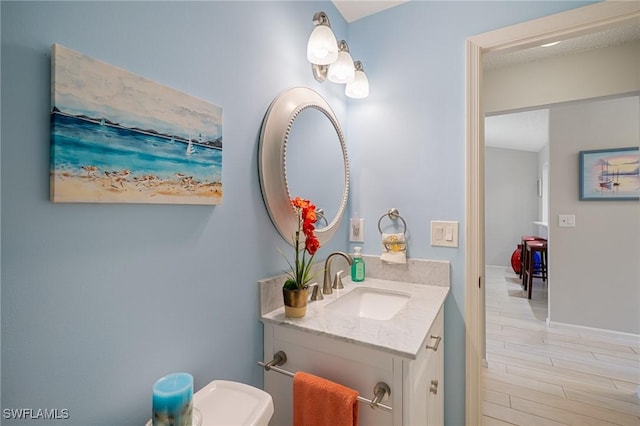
[426,335,442,351]
[429,379,439,394]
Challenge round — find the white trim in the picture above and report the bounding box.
[464,2,640,425]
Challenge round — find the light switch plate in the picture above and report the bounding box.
[349,218,365,242]
[431,221,458,247]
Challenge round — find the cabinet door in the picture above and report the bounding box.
[404,307,444,426]
[265,325,395,426]
[406,343,430,425]
[425,309,444,426]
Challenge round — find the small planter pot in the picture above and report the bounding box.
[282,287,309,318]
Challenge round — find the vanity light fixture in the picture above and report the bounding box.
[345,61,369,99]
[307,12,339,65]
[307,11,369,98]
[328,40,355,84]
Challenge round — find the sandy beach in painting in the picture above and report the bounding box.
[51,170,222,204]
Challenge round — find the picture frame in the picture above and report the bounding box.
[50,44,223,205]
[579,147,639,201]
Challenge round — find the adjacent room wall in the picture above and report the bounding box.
[484,41,640,114]
[485,147,539,267]
[549,95,640,334]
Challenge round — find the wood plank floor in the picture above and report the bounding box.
[482,265,640,426]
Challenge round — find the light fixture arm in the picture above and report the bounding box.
[312,11,331,27]
[312,64,328,83]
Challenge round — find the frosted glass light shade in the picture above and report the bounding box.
[345,70,369,98]
[327,50,355,84]
[307,25,339,65]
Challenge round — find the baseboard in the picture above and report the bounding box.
[547,319,640,339]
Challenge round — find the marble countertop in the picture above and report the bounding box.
[260,278,449,359]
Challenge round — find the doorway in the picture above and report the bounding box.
[484,108,550,342]
[463,3,640,424]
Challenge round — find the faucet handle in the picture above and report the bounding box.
[332,270,344,289]
[310,282,324,301]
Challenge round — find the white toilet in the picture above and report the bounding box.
[193,380,273,426]
[148,380,273,426]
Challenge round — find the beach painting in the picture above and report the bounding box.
[50,44,223,205]
[579,147,639,201]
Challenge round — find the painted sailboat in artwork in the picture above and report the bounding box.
[186,135,194,156]
[599,160,612,189]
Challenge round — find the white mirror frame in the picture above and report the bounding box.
[259,87,350,246]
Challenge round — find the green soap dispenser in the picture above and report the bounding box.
[351,246,365,282]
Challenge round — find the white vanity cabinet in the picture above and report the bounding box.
[262,307,445,426]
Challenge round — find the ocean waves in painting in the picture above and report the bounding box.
[50,112,223,204]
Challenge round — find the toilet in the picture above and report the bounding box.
[193,380,273,426]
[148,380,273,426]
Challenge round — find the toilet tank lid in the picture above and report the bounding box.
[194,380,274,426]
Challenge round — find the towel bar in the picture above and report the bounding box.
[258,352,393,412]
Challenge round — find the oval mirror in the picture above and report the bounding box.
[259,87,349,246]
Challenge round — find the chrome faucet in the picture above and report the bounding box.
[322,252,353,295]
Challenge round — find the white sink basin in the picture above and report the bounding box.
[325,287,410,320]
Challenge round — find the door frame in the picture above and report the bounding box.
[464,2,640,424]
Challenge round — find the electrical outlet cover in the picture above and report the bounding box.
[349,218,364,242]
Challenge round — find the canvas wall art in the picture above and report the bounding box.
[579,147,639,201]
[50,44,223,205]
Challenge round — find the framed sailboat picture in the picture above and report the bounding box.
[579,147,639,201]
[50,44,223,205]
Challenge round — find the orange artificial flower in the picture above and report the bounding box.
[283,197,321,290]
[305,234,320,256]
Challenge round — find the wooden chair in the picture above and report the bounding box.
[522,240,548,299]
[519,236,546,279]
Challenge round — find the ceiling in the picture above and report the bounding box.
[485,109,549,152]
[483,19,640,70]
[330,1,639,152]
[332,0,409,23]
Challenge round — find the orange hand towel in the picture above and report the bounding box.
[293,371,359,426]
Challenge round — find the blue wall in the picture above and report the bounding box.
[1,1,592,425]
[1,2,349,424]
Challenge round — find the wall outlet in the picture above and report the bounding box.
[431,221,458,247]
[349,218,365,242]
[558,214,576,227]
